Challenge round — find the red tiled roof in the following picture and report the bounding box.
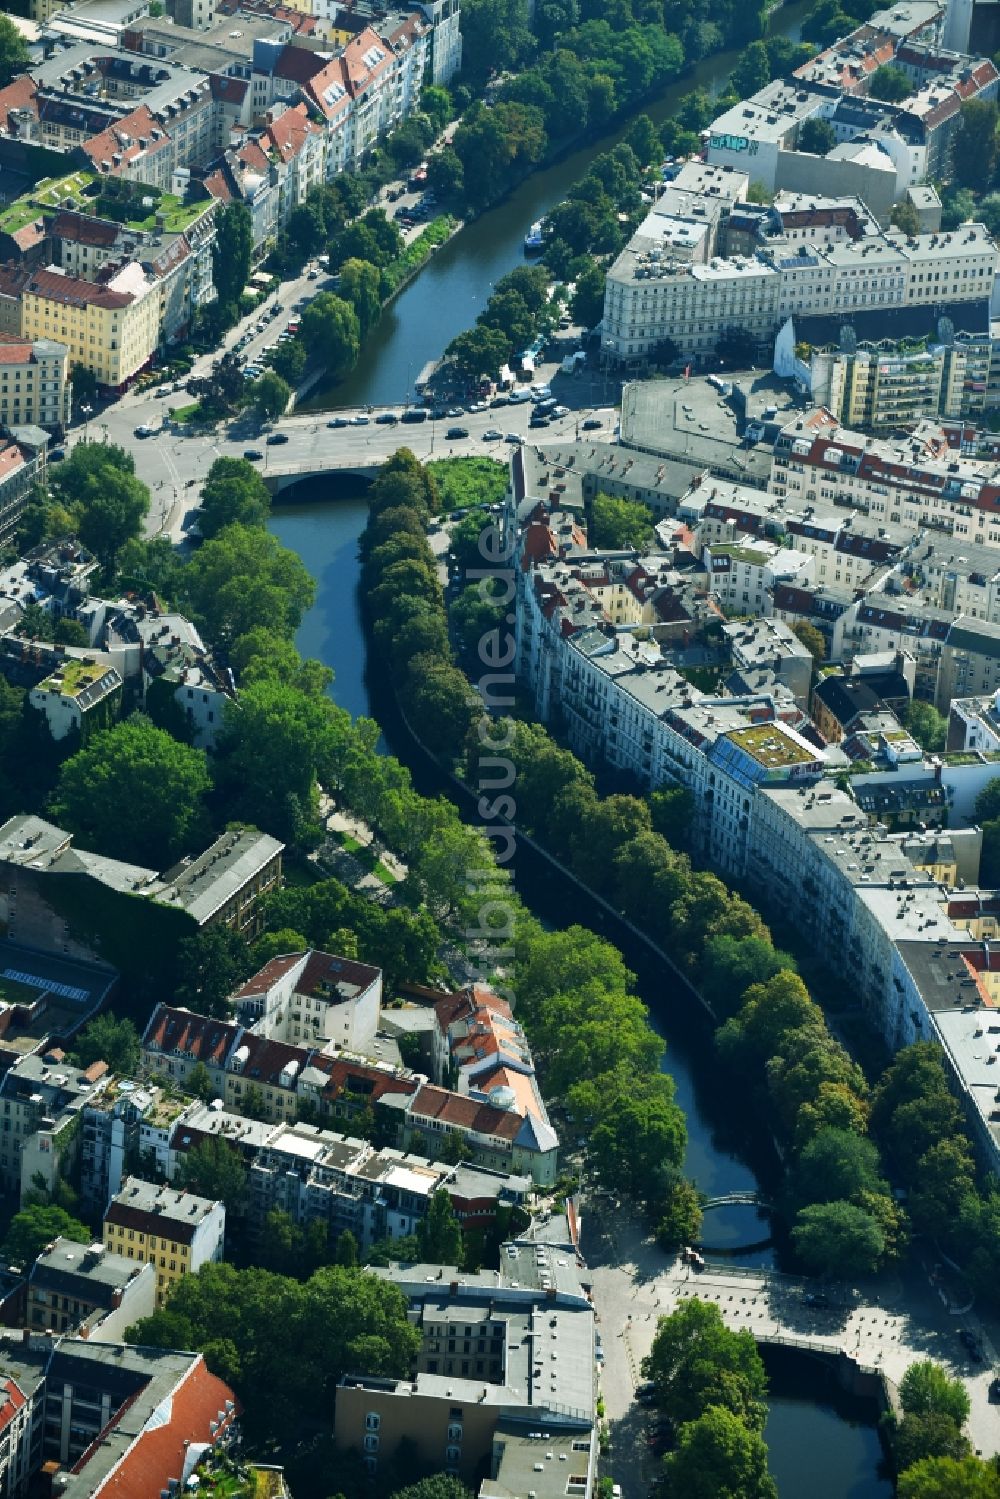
[237,140,270,175]
[142,1004,240,1066]
[91,1357,239,1497]
[26,267,132,311]
[209,73,248,104]
[234,1032,310,1088]
[0,76,38,134]
[274,43,329,84]
[409,1083,521,1140]
[202,168,233,203]
[265,103,320,164]
[0,1377,26,1435]
[342,27,392,95]
[80,106,171,176]
[0,337,34,365]
[308,1053,417,1105]
[0,445,26,483]
[48,211,120,248]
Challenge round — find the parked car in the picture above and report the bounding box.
[401,408,427,423]
[505,432,523,444]
[266,432,288,445]
[351,414,370,426]
[328,417,349,428]
[582,417,603,430]
[429,407,448,420]
[446,426,469,439]
[491,394,510,407]
[244,448,263,461]
[466,400,488,413]
[134,424,155,438]
[49,447,66,462]
[482,428,502,441]
[375,411,398,424]
[156,385,171,397]
[446,407,464,418]
[552,404,570,417]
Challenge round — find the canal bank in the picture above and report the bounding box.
[268,484,893,1496]
[303,0,812,412]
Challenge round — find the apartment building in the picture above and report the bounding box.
[0,334,70,432]
[0,440,48,551]
[0,1332,238,1498]
[19,264,159,390]
[809,335,993,430]
[103,1176,225,1305]
[27,653,123,742]
[79,1077,161,1214]
[339,1248,595,1493]
[602,215,998,365]
[232,948,383,1053]
[25,1238,155,1339]
[142,1005,242,1096]
[0,1051,111,1205]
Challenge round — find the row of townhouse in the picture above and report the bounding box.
[509,476,1000,1174]
[140,964,559,1182]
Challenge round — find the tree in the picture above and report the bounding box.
[732,40,771,97]
[869,63,912,100]
[391,1479,473,1499]
[176,1136,247,1212]
[267,338,307,385]
[180,524,315,646]
[176,926,253,1019]
[51,717,210,867]
[790,1127,884,1209]
[70,1013,140,1076]
[299,293,361,379]
[661,1406,778,1499]
[445,324,511,381]
[954,100,999,192]
[894,1412,971,1472]
[70,362,99,407]
[338,258,383,340]
[0,16,29,88]
[213,203,253,313]
[200,458,271,539]
[421,84,453,131]
[975,778,1000,824]
[797,117,835,156]
[642,1297,768,1432]
[900,1362,971,1427]
[51,443,148,575]
[903,700,946,752]
[791,619,825,664]
[427,148,465,199]
[898,1456,1000,1498]
[187,1060,214,1101]
[791,1199,885,1276]
[246,370,291,421]
[699,936,795,1021]
[589,492,654,550]
[4,1204,90,1267]
[891,199,921,237]
[335,1229,359,1267]
[570,260,607,327]
[416,1189,464,1264]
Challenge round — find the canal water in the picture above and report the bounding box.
[270,486,892,1497]
[306,0,811,410]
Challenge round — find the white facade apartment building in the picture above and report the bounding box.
[602,216,999,363]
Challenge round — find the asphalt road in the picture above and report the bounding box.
[74,388,617,542]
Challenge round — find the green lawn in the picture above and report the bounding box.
[427,456,508,514]
[332,829,398,884]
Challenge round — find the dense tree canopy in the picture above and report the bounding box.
[51,717,210,867]
[199,458,271,538]
[5,1205,90,1266]
[642,1300,769,1433]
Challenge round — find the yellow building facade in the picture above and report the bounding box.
[21,266,160,389]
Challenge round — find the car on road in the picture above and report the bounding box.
[490,394,509,407]
[156,385,171,397]
[582,417,603,430]
[466,400,488,413]
[351,414,370,426]
[482,428,502,441]
[400,408,427,423]
[266,432,288,445]
[328,417,349,428]
[552,404,570,417]
[307,270,318,280]
[134,424,155,438]
[446,426,469,439]
[446,407,463,418]
[375,411,398,424]
[635,1383,657,1404]
[244,448,263,461]
[505,432,523,444]
[529,415,549,428]
[612,1487,623,1498]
